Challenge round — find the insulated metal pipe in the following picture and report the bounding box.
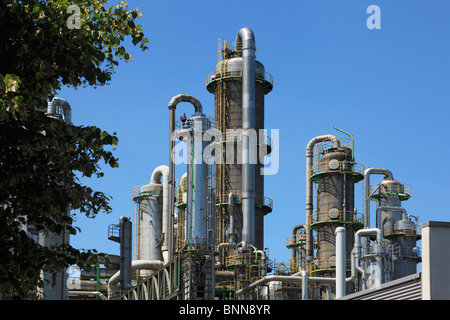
[108,260,164,299]
[376,206,406,235]
[291,224,306,262]
[46,97,72,123]
[68,279,108,291]
[235,274,337,298]
[353,228,383,289]
[236,28,257,245]
[69,291,107,300]
[150,165,170,263]
[168,94,203,262]
[168,94,203,113]
[301,270,309,300]
[305,135,340,260]
[228,193,235,243]
[362,168,393,256]
[335,227,346,299]
[363,168,393,228]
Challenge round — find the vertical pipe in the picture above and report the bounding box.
[119,216,132,293]
[236,28,256,245]
[335,227,346,299]
[169,106,176,262]
[354,228,383,289]
[301,270,309,300]
[228,193,235,243]
[362,168,393,254]
[96,264,100,300]
[149,165,169,262]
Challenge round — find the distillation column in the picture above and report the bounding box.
[206,28,273,250]
[172,98,216,300]
[307,135,364,297]
[370,178,420,281]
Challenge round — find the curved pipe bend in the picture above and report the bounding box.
[47,97,72,123]
[168,94,202,113]
[149,165,170,263]
[107,260,164,298]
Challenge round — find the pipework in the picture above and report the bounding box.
[150,165,170,263]
[168,94,203,262]
[335,227,346,299]
[305,135,340,261]
[236,28,257,245]
[362,168,393,255]
[353,228,383,289]
[46,97,72,123]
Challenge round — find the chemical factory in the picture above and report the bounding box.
[39,28,450,301]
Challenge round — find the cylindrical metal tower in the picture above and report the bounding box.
[315,149,357,270]
[370,179,420,281]
[132,165,170,264]
[206,30,273,250]
[308,136,364,297]
[176,114,216,249]
[132,183,163,262]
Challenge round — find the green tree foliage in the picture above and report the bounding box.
[0,0,149,298]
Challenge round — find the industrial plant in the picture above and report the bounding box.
[39,28,450,300]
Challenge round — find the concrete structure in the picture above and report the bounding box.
[421,221,450,300]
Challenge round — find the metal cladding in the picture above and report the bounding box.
[180,114,215,247]
[137,183,163,261]
[132,165,169,264]
[46,97,72,123]
[167,94,204,262]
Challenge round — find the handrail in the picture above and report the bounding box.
[369,182,411,199]
[286,234,307,247]
[215,192,273,211]
[206,67,273,87]
[311,161,364,177]
[132,184,162,201]
[311,210,364,225]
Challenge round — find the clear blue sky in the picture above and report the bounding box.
[60,0,450,266]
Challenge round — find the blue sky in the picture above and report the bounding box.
[60,0,450,267]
